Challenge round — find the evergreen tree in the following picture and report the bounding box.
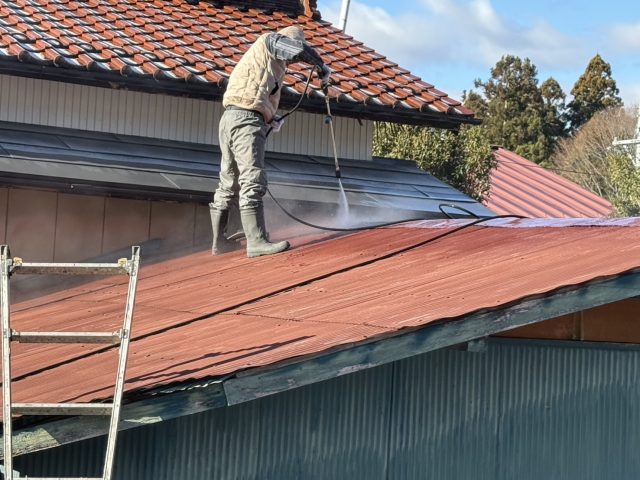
[462,90,488,120]
[373,123,495,201]
[567,54,622,132]
[465,55,563,164]
[540,77,567,145]
[608,150,640,216]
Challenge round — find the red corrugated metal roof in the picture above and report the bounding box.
[0,0,474,127]
[484,148,613,218]
[4,217,640,409]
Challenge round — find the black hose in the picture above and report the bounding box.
[266,65,320,138]
[438,204,480,219]
[267,189,525,232]
[263,66,524,234]
[267,189,423,232]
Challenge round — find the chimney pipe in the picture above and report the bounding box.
[339,0,351,32]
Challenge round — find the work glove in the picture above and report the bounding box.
[320,65,332,88]
[270,117,284,133]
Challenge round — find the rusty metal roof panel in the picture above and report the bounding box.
[5,218,640,408]
[484,148,613,218]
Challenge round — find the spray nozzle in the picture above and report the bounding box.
[324,115,332,125]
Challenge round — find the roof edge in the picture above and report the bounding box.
[222,269,640,404]
[3,380,227,460]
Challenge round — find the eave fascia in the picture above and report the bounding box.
[2,381,226,460]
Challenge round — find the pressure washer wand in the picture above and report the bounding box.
[323,88,342,179]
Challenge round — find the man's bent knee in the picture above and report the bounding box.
[212,188,236,210]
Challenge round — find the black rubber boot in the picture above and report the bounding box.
[209,204,240,255]
[240,206,290,258]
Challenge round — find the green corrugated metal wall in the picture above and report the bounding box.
[15,339,640,479]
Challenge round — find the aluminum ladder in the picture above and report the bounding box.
[0,245,141,480]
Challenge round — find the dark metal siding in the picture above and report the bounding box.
[15,340,640,479]
[0,119,490,216]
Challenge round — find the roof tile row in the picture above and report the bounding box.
[0,0,475,124]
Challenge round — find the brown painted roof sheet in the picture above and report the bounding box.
[4,217,640,409]
[0,0,475,127]
[484,148,613,218]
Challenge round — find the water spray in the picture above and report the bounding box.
[262,66,513,233]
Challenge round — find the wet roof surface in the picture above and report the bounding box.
[485,148,613,218]
[0,120,491,217]
[4,217,640,407]
[0,0,474,127]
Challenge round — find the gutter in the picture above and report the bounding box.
[5,269,640,459]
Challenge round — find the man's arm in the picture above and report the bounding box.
[266,33,325,68]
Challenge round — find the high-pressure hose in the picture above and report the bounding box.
[267,66,341,179]
[266,65,320,138]
[263,66,521,233]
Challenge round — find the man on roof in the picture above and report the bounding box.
[210,25,331,258]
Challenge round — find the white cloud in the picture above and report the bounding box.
[610,23,640,51]
[469,0,507,36]
[319,0,588,72]
[320,2,418,66]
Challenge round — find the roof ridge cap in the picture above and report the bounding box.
[196,0,319,18]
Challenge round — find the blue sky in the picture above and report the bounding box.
[317,0,640,106]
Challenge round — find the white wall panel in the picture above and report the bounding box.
[0,75,372,159]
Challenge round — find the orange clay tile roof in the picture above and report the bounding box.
[5,217,640,408]
[0,0,476,128]
[484,148,614,218]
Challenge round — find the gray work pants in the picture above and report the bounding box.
[212,109,268,210]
